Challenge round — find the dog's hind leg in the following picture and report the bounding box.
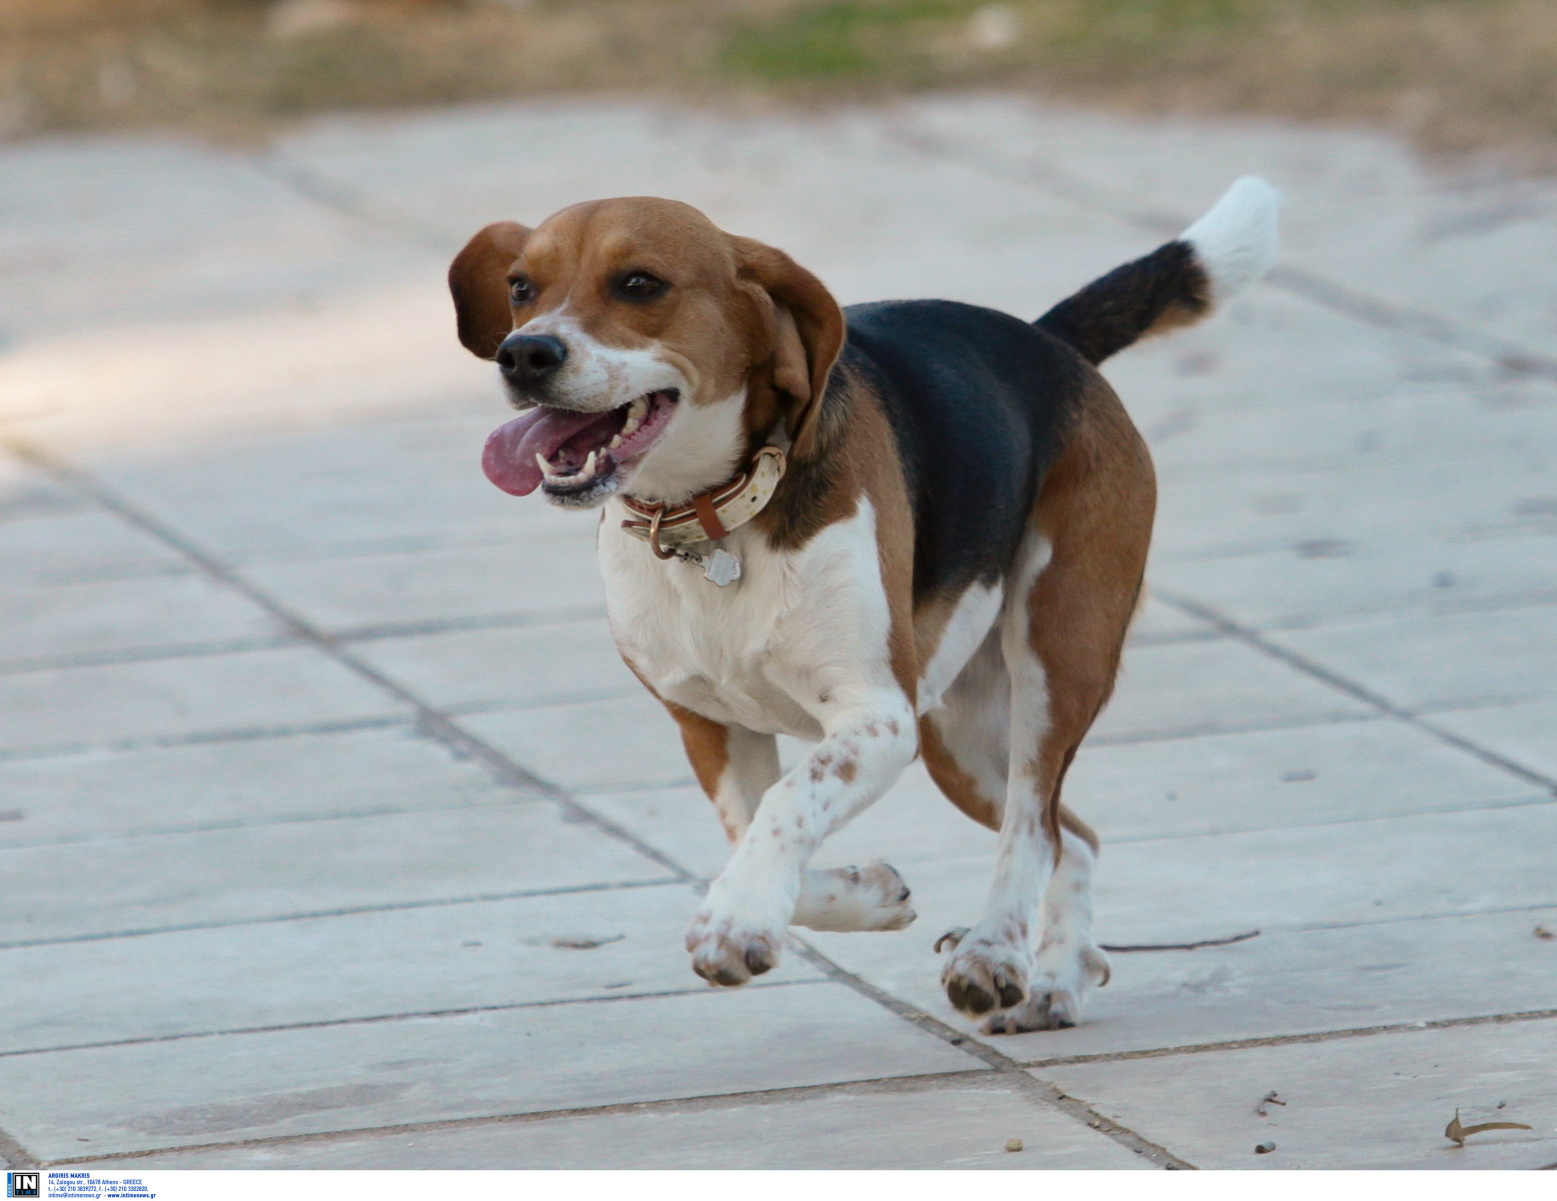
[926,678,1109,1028]
[938,380,1152,1024]
[665,704,916,936]
[983,810,1110,1032]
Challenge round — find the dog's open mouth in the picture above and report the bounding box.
[482,389,679,498]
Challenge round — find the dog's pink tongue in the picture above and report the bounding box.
[482,408,604,497]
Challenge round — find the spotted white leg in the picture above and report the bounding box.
[698,723,916,937]
[940,542,1058,1016]
[687,695,918,985]
[937,739,1054,1015]
[984,826,1110,1033]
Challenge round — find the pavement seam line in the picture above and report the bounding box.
[0,795,617,853]
[1021,1007,1557,1070]
[0,978,817,1061]
[0,634,294,677]
[33,1071,1000,1168]
[1153,588,1557,797]
[0,715,416,765]
[1097,794,1557,847]
[332,604,609,642]
[0,876,678,951]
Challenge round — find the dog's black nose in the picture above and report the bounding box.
[496,333,568,386]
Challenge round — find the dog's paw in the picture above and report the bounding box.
[939,932,1031,1016]
[795,862,916,933]
[685,884,791,987]
[983,989,1080,1033]
[982,943,1109,1034]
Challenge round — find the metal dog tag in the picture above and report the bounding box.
[702,548,742,587]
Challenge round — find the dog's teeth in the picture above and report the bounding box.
[608,434,623,449]
[583,450,597,477]
[535,452,551,475]
[629,396,648,420]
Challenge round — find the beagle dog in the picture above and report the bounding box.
[450,179,1278,1031]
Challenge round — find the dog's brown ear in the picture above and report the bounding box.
[449,221,531,359]
[732,236,845,459]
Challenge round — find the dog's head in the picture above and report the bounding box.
[450,197,845,509]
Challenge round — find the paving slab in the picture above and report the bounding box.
[1428,700,1557,784]
[0,135,427,345]
[0,573,284,671]
[350,619,638,713]
[0,882,826,1054]
[1040,1017,1557,1169]
[0,982,983,1160]
[1151,457,1553,565]
[1140,383,1557,481]
[583,785,744,880]
[0,725,519,849]
[1085,802,1557,938]
[1150,536,1557,633]
[0,646,404,756]
[1270,605,1557,711]
[73,1079,1149,1170]
[462,696,696,794]
[0,801,671,946]
[1,282,480,461]
[245,532,603,634]
[85,415,575,565]
[0,508,191,589]
[1062,718,1541,841]
[1089,637,1376,744]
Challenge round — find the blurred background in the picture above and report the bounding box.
[4,0,1557,166]
[2,0,1555,1174]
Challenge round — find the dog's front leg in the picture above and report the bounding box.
[664,708,916,936]
[686,691,917,986]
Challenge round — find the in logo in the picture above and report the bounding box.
[5,1173,39,1199]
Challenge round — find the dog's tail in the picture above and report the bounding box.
[1036,176,1281,366]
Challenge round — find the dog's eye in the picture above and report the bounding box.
[508,277,536,305]
[615,271,666,301]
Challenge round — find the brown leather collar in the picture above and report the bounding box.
[619,445,787,560]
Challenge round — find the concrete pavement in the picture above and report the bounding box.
[0,95,1554,1170]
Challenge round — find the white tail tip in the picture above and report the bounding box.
[1180,176,1282,305]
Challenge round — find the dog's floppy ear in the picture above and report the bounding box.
[732,236,845,459]
[449,221,531,359]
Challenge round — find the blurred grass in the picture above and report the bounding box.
[2,0,1555,167]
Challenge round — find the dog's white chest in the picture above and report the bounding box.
[598,502,889,739]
